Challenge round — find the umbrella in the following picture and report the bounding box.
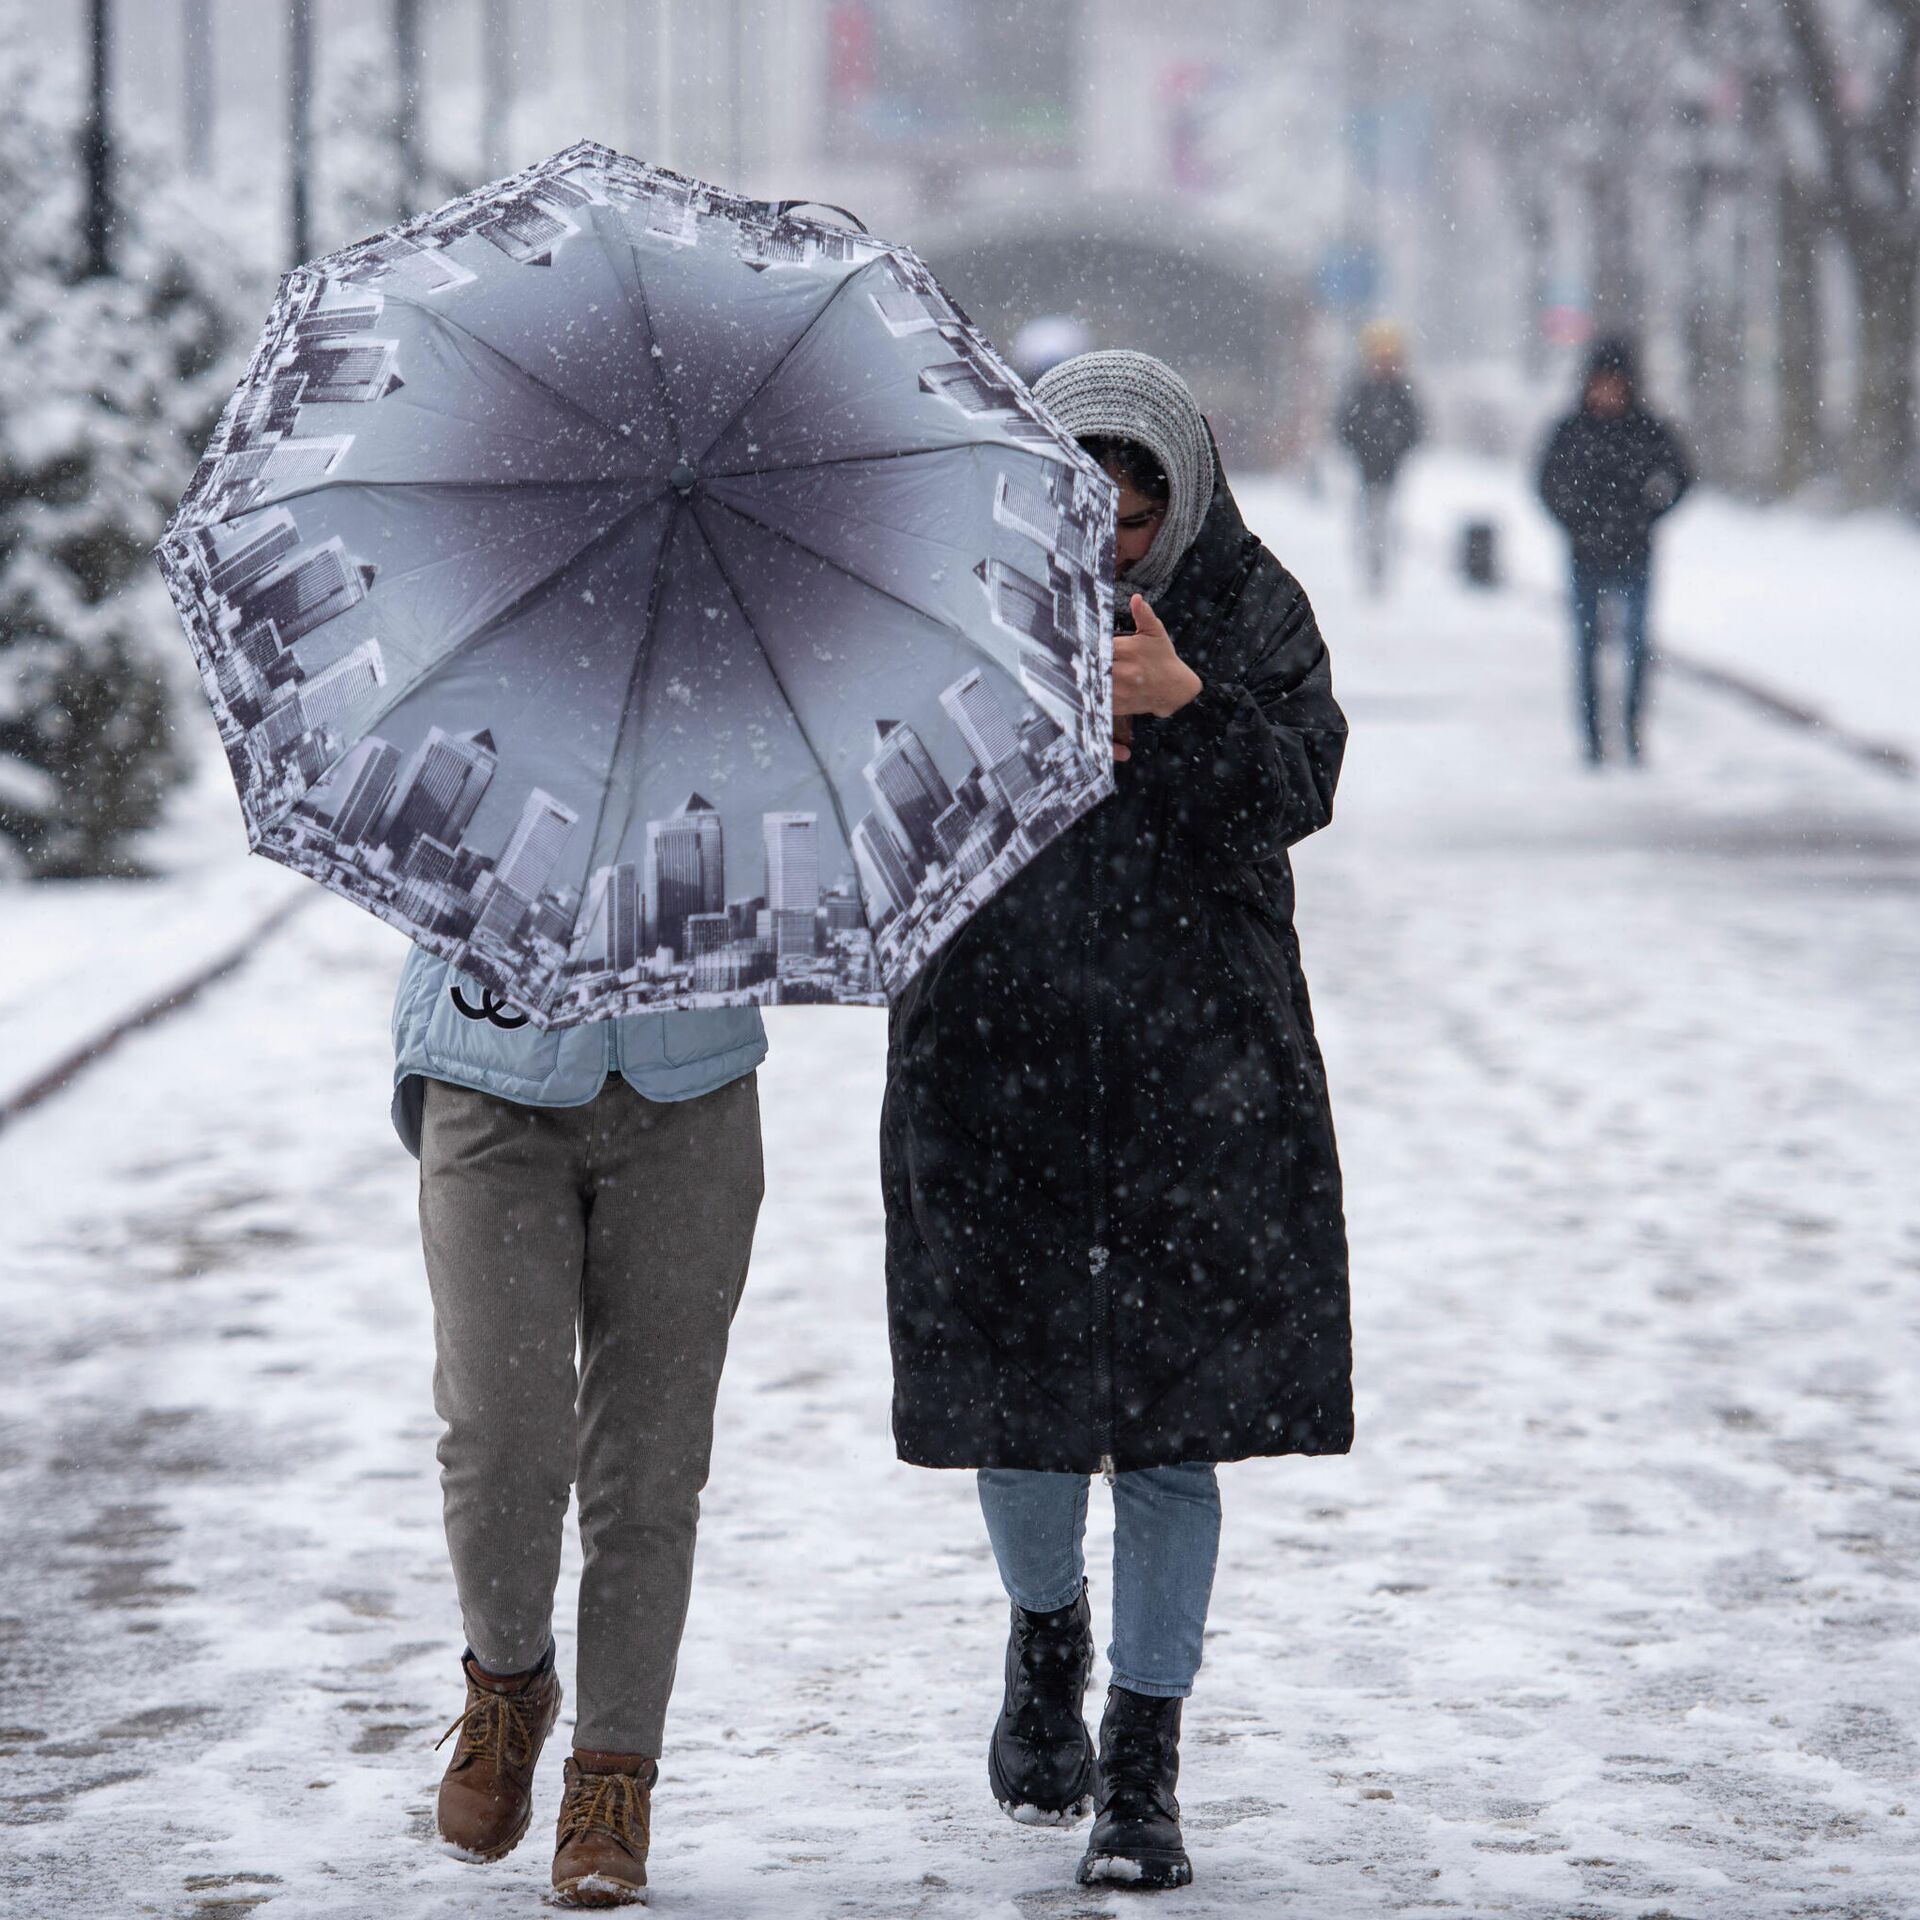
[155,141,1116,1025]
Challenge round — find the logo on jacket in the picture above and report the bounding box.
[450,984,531,1030]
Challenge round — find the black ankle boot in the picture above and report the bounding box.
[987,1580,1096,1826]
[1077,1686,1193,1889]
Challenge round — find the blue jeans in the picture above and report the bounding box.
[1570,558,1652,760]
[977,1465,1222,1699]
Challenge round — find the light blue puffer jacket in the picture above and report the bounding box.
[390,945,767,1157]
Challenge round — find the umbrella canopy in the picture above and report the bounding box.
[156,141,1116,1025]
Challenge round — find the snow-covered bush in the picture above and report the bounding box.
[0,58,235,877]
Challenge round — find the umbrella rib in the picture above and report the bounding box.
[704,443,974,483]
[211,475,662,518]
[686,499,861,882]
[690,255,883,467]
[620,235,685,454]
[699,488,991,667]
[368,284,635,454]
[571,501,684,912]
[248,492,672,835]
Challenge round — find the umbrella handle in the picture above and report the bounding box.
[773,198,870,234]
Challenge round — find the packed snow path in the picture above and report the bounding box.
[4,480,1918,1919]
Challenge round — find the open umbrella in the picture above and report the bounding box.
[155,141,1115,1024]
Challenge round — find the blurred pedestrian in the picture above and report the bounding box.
[393,954,767,1907]
[1538,336,1692,766]
[882,350,1351,1893]
[1336,320,1425,595]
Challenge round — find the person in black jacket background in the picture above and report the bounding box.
[882,351,1349,1892]
[1538,337,1693,765]
[1337,320,1425,596]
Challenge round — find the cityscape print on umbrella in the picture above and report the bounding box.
[155,141,1117,1023]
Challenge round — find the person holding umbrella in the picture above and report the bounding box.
[882,351,1352,1891]
[396,963,766,1904]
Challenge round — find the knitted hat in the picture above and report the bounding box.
[1032,350,1215,598]
[1586,334,1640,385]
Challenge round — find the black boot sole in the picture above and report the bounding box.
[1077,1846,1194,1889]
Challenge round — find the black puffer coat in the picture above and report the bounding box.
[1537,406,1692,570]
[881,466,1351,1472]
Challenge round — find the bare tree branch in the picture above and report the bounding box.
[1780,0,1920,237]
[1869,8,1920,212]
[1778,0,1853,215]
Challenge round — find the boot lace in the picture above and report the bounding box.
[435,1684,538,1782]
[1100,1714,1177,1818]
[1013,1609,1089,1719]
[558,1767,652,1855]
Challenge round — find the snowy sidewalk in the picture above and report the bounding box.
[4,482,1919,1919]
[0,764,304,1118]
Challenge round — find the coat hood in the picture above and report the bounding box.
[1032,350,1215,599]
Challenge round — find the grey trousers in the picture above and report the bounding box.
[417,1072,763,1755]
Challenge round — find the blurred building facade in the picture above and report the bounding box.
[84,0,1320,462]
[38,0,1918,498]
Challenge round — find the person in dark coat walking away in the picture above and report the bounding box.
[1337,319,1425,595]
[882,351,1351,1891]
[1537,336,1693,765]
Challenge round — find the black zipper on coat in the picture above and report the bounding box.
[1085,805,1115,1474]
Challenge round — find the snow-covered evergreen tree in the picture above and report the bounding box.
[0,54,235,877]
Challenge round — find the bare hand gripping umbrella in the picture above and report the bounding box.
[156,142,1116,1024]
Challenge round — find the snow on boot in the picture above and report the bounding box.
[434,1647,562,1862]
[987,1580,1097,1827]
[553,1753,654,1908]
[1077,1687,1193,1890]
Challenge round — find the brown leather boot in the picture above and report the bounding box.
[433,1650,562,1862]
[552,1752,655,1907]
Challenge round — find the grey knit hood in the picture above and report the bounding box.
[1032,350,1215,599]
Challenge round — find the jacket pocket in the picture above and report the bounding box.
[424,971,568,1089]
[661,1004,763,1067]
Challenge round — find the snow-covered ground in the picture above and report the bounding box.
[3,474,1918,1919]
[0,755,303,1115]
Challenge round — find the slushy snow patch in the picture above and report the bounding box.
[1004,1796,1091,1828]
[558,1870,646,1904]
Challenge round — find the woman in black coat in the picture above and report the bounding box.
[881,351,1350,1891]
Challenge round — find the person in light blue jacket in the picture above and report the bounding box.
[394,944,766,1904]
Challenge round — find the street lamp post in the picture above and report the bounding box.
[183,0,213,179]
[482,0,511,179]
[289,0,313,264]
[395,0,425,204]
[82,0,114,278]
